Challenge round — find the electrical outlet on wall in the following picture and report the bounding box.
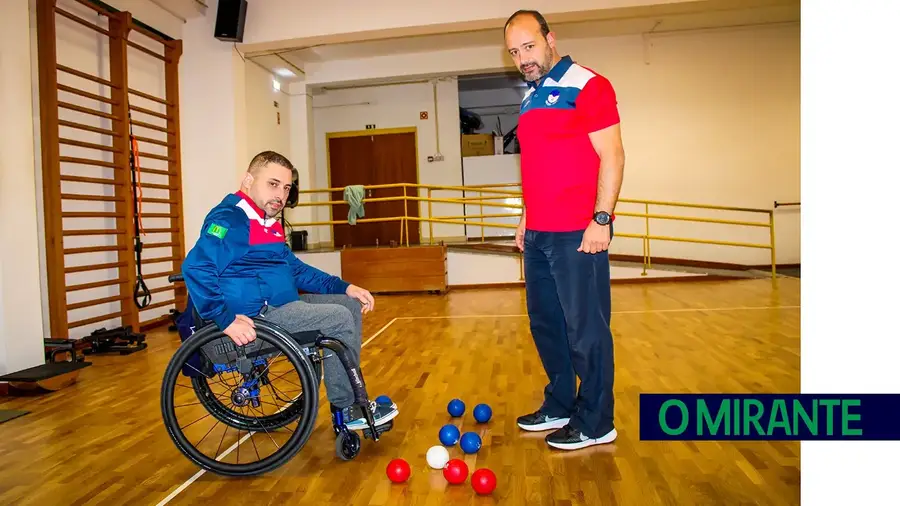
[432,153,444,162]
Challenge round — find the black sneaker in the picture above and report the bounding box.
[545,424,617,450]
[516,410,570,432]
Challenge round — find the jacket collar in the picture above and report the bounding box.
[235,191,265,219]
[527,55,573,89]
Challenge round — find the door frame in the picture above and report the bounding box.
[324,126,421,247]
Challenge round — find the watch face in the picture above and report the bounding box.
[595,212,610,224]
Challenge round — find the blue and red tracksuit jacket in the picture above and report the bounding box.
[180,191,349,331]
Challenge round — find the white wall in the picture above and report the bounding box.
[299,22,800,265]
[245,62,292,161]
[308,78,464,245]
[0,0,45,375]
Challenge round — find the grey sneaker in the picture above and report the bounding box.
[516,410,570,432]
[341,400,399,430]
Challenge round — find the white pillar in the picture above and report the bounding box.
[286,81,318,245]
[0,0,46,375]
[178,0,247,246]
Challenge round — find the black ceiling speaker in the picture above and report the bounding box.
[214,0,248,42]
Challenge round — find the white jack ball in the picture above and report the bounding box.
[426,445,450,469]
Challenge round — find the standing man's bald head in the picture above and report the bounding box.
[504,10,560,83]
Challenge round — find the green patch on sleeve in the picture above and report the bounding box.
[206,223,228,239]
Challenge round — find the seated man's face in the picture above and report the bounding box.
[247,162,293,218]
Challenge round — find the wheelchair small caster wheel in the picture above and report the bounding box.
[336,430,361,461]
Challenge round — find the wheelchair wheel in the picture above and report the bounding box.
[335,430,361,461]
[190,351,322,433]
[161,319,319,477]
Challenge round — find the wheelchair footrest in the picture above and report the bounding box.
[363,420,393,440]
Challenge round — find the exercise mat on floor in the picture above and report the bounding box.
[0,410,30,424]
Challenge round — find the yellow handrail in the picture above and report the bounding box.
[286,182,778,279]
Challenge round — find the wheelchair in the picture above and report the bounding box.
[160,273,394,477]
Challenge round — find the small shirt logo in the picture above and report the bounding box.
[546,90,560,106]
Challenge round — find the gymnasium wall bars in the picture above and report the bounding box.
[36,0,186,338]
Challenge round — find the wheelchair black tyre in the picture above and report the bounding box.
[160,319,319,477]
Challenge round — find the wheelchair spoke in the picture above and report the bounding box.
[180,411,214,431]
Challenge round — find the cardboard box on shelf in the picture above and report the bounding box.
[461,134,494,157]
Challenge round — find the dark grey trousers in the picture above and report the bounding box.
[260,294,363,408]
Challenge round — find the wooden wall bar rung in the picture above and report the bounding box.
[142,256,178,265]
[140,182,175,190]
[60,175,122,186]
[67,278,127,293]
[130,119,172,134]
[59,156,119,168]
[57,64,117,88]
[59,120,119,137]
[62,229,126,237]
[144,271,176,280]
[143,241,175,249]
[131,134,170,147]
[69,310,126,330]
[139,167,175,176]
[65,245,127,255]
[67,294,129,311]
[58,84,117,105]
[129,105,167,120]
[59,137,120,152]
[65,261,127,274]
[38,0,186,338]
[138,298,175,312]
[55,7,110,36]
[60,194,124,202]
[127,40,167,62]
[128,88,170,106]
[58,101,120,121]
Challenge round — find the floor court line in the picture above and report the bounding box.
[155,316,400,506]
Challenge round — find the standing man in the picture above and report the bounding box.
[504,10,625,450]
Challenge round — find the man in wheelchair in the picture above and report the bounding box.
[179,150,399,433]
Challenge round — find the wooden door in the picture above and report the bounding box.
[328,131,420,248]
[370,132,420,246]
[328,135,375,249]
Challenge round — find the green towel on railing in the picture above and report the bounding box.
[344,185,365,225]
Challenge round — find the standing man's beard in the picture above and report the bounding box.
[520,48,553,81]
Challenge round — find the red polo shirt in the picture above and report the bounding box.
[517,55,620,232]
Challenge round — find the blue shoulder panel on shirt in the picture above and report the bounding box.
[521,85,581,114]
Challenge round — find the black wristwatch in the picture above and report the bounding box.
[593,211,611,225]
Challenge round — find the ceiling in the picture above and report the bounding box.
[243,0,799,84]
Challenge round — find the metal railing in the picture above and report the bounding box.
[287,183,777,279]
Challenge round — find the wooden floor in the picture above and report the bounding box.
[0,278,800,505]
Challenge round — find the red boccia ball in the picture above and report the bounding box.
[442,458,469,484]
[386,458,411,483]
[471,468,497,495]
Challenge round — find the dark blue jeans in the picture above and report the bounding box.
[523,226,615,438]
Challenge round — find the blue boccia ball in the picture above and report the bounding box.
[375,395,392,406]
[473,403,492,423]
[460,432,482,454]
[447,398,466,417]
[439,424,461,446]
